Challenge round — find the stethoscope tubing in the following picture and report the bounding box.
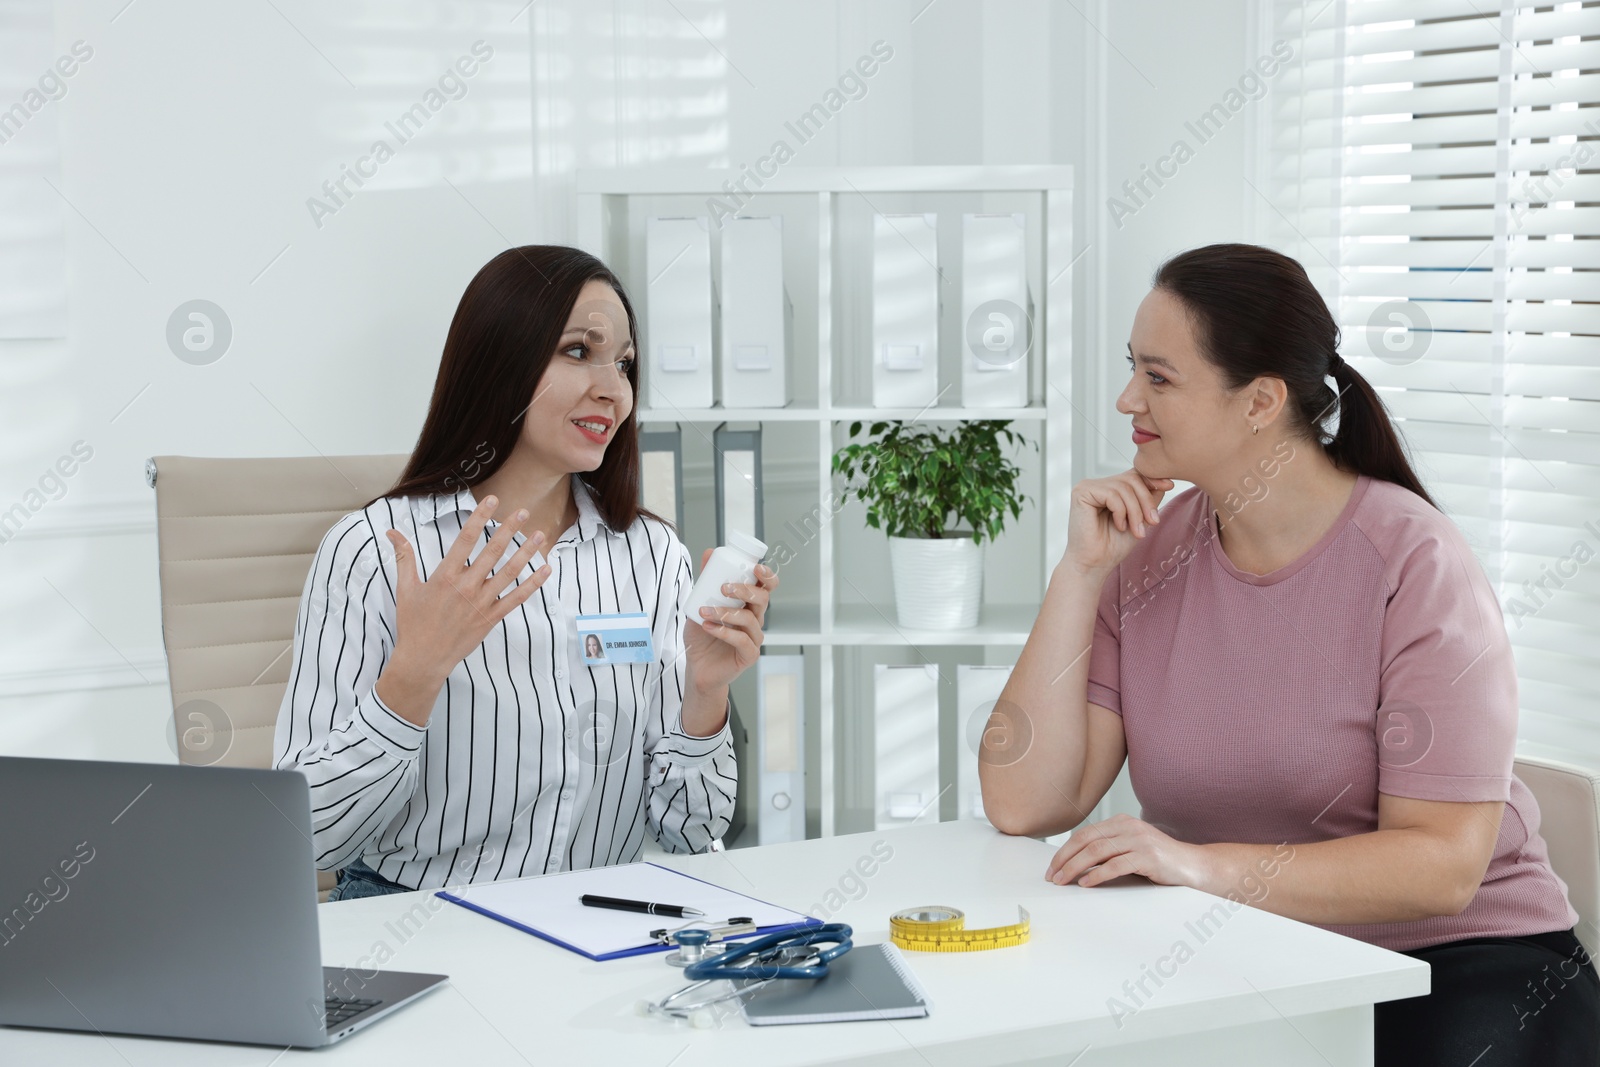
[681,922,854,982]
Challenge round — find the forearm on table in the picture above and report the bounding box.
[1195,829,1476,925]
[981,561,1111,837]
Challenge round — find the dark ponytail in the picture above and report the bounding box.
[1153,243,1438,511]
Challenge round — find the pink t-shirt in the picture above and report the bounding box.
[1086,472,1578,952]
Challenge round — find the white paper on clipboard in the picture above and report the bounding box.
[437,861,816,960]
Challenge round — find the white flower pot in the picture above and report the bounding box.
[888,534,984,629]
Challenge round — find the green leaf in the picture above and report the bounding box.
[828,418,1034,547]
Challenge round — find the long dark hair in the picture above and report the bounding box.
[1153,243,1438,510]
[379,245,659,531]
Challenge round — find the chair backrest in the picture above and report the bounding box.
[1515,754,1600,959]
[149,454,407,896]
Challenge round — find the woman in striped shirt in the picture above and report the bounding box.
[273,246,776,898]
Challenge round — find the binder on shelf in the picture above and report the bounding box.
[961,214,1031,408]
[638,425,684,530]
[645,216,715,410]
[872,213,940,409]
[713,423,763,544]
[874,663,940,830]
[957,664,1014,823]
[756,653,806,845]
[720,215,792,408]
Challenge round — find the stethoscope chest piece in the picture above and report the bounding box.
[663,928,711,968]
[639,923,855,1025]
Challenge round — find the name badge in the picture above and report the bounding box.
[576,612,654,665]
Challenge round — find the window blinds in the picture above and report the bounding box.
[1266,0,1600,767]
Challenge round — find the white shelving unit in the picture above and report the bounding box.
[576,166,1074,838]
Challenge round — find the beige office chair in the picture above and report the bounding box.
[149,454,407,899]
[1515,754,1600,959]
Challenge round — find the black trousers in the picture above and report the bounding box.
[1376,926,1600,1066]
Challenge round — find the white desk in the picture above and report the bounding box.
[2,820,1426,1066]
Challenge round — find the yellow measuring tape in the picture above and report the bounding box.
[888,906,1031,953]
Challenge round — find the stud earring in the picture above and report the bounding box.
[1251,424,1259,435]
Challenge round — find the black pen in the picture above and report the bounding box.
[579,894,705,918]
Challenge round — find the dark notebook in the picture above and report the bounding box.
[741,942,931,1026]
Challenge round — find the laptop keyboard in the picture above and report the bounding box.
[324,996,383,1028]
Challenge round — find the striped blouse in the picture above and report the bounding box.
[271,475,736,890]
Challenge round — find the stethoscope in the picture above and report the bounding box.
[636,922,854,1027]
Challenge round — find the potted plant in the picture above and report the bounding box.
[832,420,1033,629]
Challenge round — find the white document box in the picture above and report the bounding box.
[645,216,715,410]
[757,654,806,844]
[874,663,940,829]
[956,664,1013,823]
[872,214,940,409]
[720,216,790,408]
[961,214,1030,408]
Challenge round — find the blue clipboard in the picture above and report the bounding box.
[436,861,822,961]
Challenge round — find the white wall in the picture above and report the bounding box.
[0,0,1260,830]
[0,1,538,760]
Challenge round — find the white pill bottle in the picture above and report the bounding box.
[683,530,768,624]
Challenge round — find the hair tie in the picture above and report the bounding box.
[1320,358,1344,444]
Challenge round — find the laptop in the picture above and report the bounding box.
[0,756,446,1048]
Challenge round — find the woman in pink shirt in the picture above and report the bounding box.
[982,244,1597,1065]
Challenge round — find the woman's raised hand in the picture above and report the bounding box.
[1063,469,1175,577]
[376,495,552,725]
